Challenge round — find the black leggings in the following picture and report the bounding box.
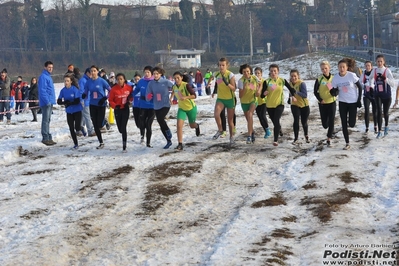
[339,101,358,144]
[363,97,377,130]
[267,105,284,142]
[90,105,106,144]
[132,107,141,128]
[256,104,269,131]
[67,111,82,145]
[140,108,155,145]
[115,107,130,143]
[318,102,336,138]
[155,107,171,141]
[220,108,236,131]
[374,96,391,131]
[291,105,310,140]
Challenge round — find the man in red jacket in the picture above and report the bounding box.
[194,69,203,96]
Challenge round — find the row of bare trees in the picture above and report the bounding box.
[0,0,395,76]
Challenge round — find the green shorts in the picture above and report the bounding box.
[241,102,257,112]
[216,98,235,109]
[177,105,197,123]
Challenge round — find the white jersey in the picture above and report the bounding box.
[332,71,359,103]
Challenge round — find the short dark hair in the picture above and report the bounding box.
[44,61,53,67]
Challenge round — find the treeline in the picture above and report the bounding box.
[0,0,396,77]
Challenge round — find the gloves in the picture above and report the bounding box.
[288,87,296,96]
[64,100,71,107]
[147,93,153,100]
[222,76,229,86]
[357,100,362,108]
[377,73,386,81]
[98,96,107,106]
[81,93,86,99]
[330,87,339,96]
[57,98,63,105]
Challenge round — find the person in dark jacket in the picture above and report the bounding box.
[0,68,11,123]
[29,77,39,122]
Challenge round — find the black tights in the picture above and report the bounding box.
[291,105,310,140]
[90,105,106,144]
[375,96,391,131]
[139,108,155,145]
[339,101,357,144]
[267,105,284,142]
[155,107,171,141]
[115,107,130,143]
[67,111,82,145]
[256,104,269,131]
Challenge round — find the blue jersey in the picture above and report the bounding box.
[58,85,83,114]
[133,77,154,109]
[84,77,111,106]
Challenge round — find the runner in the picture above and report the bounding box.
[254,67,271,139]
[359,61,377,134]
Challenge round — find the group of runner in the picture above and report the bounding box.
[54,54,397,151]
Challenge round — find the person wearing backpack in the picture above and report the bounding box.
[359,61,377,134]
[369,54,396,138]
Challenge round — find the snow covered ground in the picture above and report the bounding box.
[0,53,398,265]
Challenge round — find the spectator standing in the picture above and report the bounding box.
[29,77,39,122]
[38,61,57,146]
[0,69,11,124]
[194,69,203,96]
[12,76,28,114]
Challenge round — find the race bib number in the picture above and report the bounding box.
[326,83,332,90]
[342,86,348,93]
[378,84,384,92]
[93,92,98,99]
[156,93,161,101]
[270,84,277,91]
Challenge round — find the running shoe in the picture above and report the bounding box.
[230,137,235,145]
[376,132,382,139]
[213,131,223,140]
[246,136,252,144]
[327,140,332,147]
[305,136,310,143]
[164,141,172,149]
[96,143,104,149]
[264,128,271,139]
[195,124,200,136]
[273,142,278,146]
[343,143,350,150]
[279,130,283,137]
[73,144,79,150]
[81,127,87,137]
[384,127,389,136]
[140,136,145,144]
[175,143,183,151]
[292,140,299,145]
[105,121,111,130]
[220,131,227,138]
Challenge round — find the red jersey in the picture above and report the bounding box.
[108,83,133,109]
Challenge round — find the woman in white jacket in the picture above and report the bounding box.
[369,54,396,138]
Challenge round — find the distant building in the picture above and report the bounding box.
[154,49,206,68]
[308,23,349,49]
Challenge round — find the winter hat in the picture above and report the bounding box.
[1,68,7,73]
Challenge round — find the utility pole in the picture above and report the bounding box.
[371,0,375,60]
[93,17,96,52]
[249,11,253,63]
[207,20,211,53]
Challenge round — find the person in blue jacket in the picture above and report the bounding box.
[38,61,57,146]
[133,65,155,147]
[131,72,141,129]
[146,66,174,149]
[82,65,111,149]
[78,68,95,137]
[57,74,83,149]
